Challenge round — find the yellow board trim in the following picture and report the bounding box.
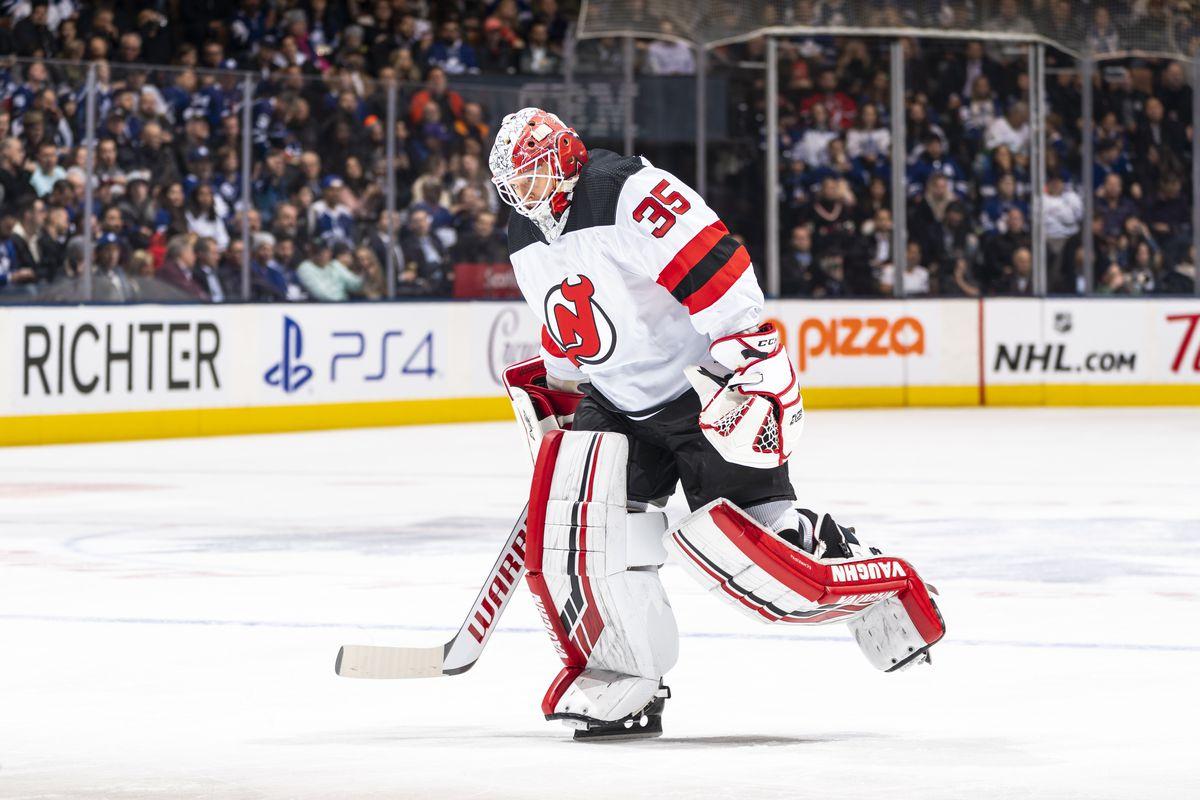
[0,397,514,447]
[985,383,1200,406]
[3,383,1198,447]
[802,385,980,408]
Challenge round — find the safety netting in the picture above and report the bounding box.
[579,0,1200,60]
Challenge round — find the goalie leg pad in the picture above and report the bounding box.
[665,500,944,668]
[526,430,678,722]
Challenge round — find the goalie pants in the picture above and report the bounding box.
[573,387,796,511]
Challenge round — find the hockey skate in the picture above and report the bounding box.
[552,684,671,741]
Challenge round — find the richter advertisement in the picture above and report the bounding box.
[2,298,1198,431]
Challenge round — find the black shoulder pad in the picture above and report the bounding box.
[508,212,546,254]
[562,149,646,234]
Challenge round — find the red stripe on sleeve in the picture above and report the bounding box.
[655,220,729,292]
[540,326,567,358]
[682,245,751,313]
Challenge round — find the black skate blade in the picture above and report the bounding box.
[572,714,663,742]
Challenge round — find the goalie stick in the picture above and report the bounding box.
[335,503,529,679]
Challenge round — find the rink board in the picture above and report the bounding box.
[0,298,1197,445]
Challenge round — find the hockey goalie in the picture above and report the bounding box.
[491,108,945,740]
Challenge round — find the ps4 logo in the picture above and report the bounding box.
[264,316,313,392]
[264,314,436,392]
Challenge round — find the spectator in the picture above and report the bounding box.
[193,236,234,302]
[645,22,695,76]
[351,245,386,299]
[790,103,838,168]
[477,18,516,74]
[999,246,1035,295]
[185,184,230,250]
[929,202,980,286]
[983,207,1031,291]
[946,257,982,297]
[29,142,65,197]
[9,196,46,279]
[807,176,857,257]
[1096,174,1137,239]
[155,182,190,238]
[249,232,290,302]
[409,67,463,126]
[37,204,70,284]
[13,0,55,56]
[519,22,561,75]
[400,208,449,295]
[1042,174,1083,280]
[802,68,858,131]
[1132,98,1187,171]
[907,133,968,198]
[158,234,209,300]
[92,232,136,302]
[891,241,930,296]
[297,239,364,301]
[425,19,479,75]
[1144,176,1190,245]
[0,213,38,296]
[985,101,1030,156]
[0,138,33,214]
[1096,261,1133,295]
[309,176,355,245]
[117,177,156,249]
[363,209,404,280]
[980,174,1029,233]
[845,103,889,162]
[1159,245,1195,295]
[781,224,819,296]
[452,210,506,264]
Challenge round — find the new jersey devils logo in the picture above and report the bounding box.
[543,275,617,367]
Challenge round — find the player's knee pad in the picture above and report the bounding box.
[525,429,679,721]
[665,500,944,671]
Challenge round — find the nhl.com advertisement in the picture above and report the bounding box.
[1,298,1198,438]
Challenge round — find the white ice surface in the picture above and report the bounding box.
[0,408,1198,799]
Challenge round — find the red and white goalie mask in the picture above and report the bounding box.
[489,107,588,239]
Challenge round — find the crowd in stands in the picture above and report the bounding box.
[0,0,1196,303]
[0,0,572,301]
[773,26,1196,298]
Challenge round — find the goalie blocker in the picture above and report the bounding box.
[666,501,945,671]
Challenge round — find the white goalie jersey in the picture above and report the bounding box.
[506,149,764,414]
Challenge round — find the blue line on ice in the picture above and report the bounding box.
[2,613,1197,653]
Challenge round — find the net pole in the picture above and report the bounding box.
[1081,52,1095,295]
[386,78,397,299]
[563,21,577,122]
[696,44,707,196]
[765,35,780,298]
[1193,54,1200,298]
[82,62,96,301]
[623,36,635,156]
[1029,44,1046,296]
[241,74,253,302]
[890,39,907,298]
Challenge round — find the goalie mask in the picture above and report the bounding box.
[489,107,588,240]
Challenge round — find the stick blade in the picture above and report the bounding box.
[335,644,445,679]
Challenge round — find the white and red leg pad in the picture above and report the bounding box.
[665,500,945,672]
[525,429,678,723]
